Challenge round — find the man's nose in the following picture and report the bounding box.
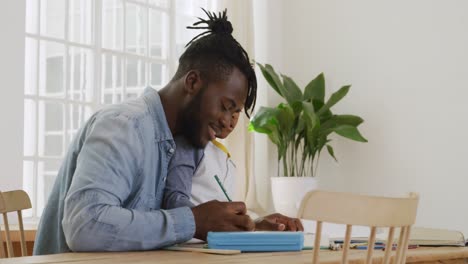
[220,112,233,130]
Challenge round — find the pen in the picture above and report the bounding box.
[214,175,232,202]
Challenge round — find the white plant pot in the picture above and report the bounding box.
[271,177,319,218]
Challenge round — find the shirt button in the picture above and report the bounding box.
[168,148,175,154]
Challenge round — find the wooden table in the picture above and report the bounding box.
[1,247,468,263]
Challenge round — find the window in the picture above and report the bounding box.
[23,0,217,219]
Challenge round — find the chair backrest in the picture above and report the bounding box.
[297,190,419,264]
[0,190,32,258]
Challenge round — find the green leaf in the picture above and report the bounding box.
[296,117,305,134]
[318,85,351,115]
[333,115,364,127]
[333,125,368,142]
[311,99,333,123]
[250,112,283,153]
[327,145,338,162]
[316,137,328,152]
[291,101,303,115]
[303,73,325,102]
[248,122,269,133]
[294,132,303,151]
[312,99,324,111]
[248,107,278,134]
[276,103,295,135]
[281,74,303,105]
[319,109,334,123]
[321,115,364,132]
[302,102,319,133]
[302,101,321,156]
[268,131,281,146]
[302,101,315,114]
[256,63,283,98]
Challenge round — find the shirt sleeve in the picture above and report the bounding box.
[163,136,204,209]
[62,113,195,252]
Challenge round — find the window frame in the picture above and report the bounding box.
[22,0,216,220]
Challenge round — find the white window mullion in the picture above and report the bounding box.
[64,0,70,154]
[31,0,43,219]
[79,0,86,102]
[112,1,117,49]
[122,0,127,100]
[127,0,166,12]
[80,48,85,103]
[146,4,149,87]
[25,33,93,49]
[24,94,95,106]
[32,82,39,218]
[24,156,64,162]
[168,0,176,77]
[94,0,102,108]
[101,48,166,63]
[80,0,85,45]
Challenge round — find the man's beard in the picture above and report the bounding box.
[179,89,206,148]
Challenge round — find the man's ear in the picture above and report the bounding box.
[184,70,203,95]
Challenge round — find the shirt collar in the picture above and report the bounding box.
[142,87,174,143]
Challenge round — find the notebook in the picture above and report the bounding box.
[303,232,335,249]
[207,231,304,252]
[376,227,466,247]
[302,219,376,240]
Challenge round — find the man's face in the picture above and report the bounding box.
[180,67,247,148]
[218,111,239,139]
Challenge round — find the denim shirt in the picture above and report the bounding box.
[33,88,195,255]
[163,135,204,209]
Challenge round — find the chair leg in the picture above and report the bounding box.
[0,224,5,258]
[17,211,27,256]
[342,224,353,264]
[2,213,13,258]
[366,226,377,264]
[382,227,395,264]
[394,227,407,264]
[312,221,322,264]
[399,226,411,264]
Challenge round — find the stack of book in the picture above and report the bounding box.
[302,220,467,249]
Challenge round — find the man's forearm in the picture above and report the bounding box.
[163,191,195,209]
[63,191,195,251]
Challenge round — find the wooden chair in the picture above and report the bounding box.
[0,190,32,258]
[297,190,419,264]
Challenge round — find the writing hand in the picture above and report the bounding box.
[191,200,255,240]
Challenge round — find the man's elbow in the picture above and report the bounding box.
[63,214,116,251]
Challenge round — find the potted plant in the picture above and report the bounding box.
[249,63,367,217]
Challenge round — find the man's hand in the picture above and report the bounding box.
[191,200,255,240]
[254,213,304,231]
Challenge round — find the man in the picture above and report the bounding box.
[34,9,300,255]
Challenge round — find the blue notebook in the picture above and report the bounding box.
[207,231,304,252]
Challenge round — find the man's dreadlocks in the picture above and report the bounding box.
[173,8,257,117]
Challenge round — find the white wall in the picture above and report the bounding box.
[252,0,287,214]
[254,0,468,235]
[0,1,25,191]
